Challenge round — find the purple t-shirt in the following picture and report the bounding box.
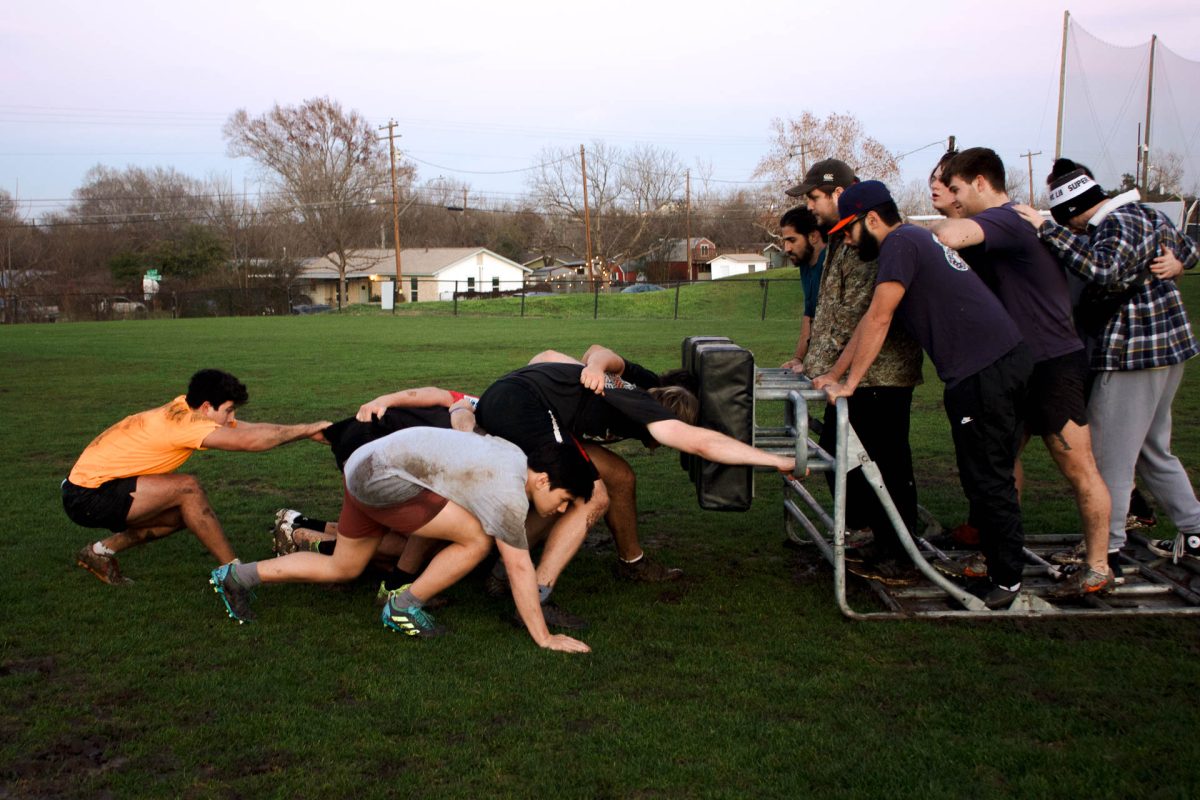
[877,225,1022,387]
[965,203,1082,363]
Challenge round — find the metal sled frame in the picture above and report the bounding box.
[753,368,1200,619]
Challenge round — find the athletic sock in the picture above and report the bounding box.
[235,561,262,589]
[394,587,424,609]
[316,540,336,555]
[538,584,552,604]
[384,570,419,591]
[93,542,116,556]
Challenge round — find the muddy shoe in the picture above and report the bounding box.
[1049,541,1086,566]
[933,552,988,580]
[1048,565,1114,599]
[614,555,682,582]
[210,563,256,623]
[483,572,510,599]
[271,508,302,555]
[76,545,133,586]
[845,558,920,586]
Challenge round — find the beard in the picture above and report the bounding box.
[853,225,881,262]
[787,240,813,266]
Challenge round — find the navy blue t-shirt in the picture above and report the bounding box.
[964,203,1082,363]
[876,224,1022,387]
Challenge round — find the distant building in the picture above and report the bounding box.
[295,247,531,304]
[707,253,768,280]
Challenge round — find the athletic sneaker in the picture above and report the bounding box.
[210,563,257,623]
[483,572,510,599]
[1048,565,1114,598]
[1146,534,1200,564]
[381,587,446,638]
[933,552,988,580]
[76,544,133,586]
[614,555,683,582]
[375,580,448,609]
[271,508,302,555]
[967,579,1020,610]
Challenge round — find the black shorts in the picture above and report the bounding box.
[62,477,138,532]
[1026,350,1089,437]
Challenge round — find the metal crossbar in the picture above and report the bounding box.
[752,367,1200,619]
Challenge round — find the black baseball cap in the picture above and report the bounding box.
[785,158,857,197]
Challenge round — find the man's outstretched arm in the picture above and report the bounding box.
[201,420,330,452]
[356,387,460,422]
[646,419,794,472]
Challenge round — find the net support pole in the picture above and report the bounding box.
[1054,10,1070,160]
[1141,34,1157,189]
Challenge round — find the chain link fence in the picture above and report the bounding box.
[0,276,811,324]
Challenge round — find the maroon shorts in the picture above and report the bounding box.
[336,485,449,539]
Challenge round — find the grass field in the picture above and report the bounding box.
[2,277,1200,799]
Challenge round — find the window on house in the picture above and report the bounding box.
[410,276,418,302]
[492,276,500,293]
[467,277,476,291]
[700,244,709,256]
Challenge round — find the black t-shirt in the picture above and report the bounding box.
[323,406,451,471]
[477,362,675,449]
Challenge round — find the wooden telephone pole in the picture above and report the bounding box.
[1020,150,1042,204]
[580,145,594,282]
[380,120,404,309]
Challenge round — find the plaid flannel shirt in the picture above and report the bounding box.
[1038,201,1199,371]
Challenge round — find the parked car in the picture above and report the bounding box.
[620,283,665,294]
[102,296,147,314]
[290,303,332,315]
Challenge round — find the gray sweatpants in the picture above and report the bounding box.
[1088,364,1200,551]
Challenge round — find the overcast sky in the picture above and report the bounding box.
[2,0,1198,219]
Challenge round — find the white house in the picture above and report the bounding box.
[295,247,531,304]
[707,253,768,280]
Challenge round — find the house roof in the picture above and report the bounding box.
[298,247,530,280]
[707,253,766,264]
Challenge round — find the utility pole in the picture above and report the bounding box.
[379,120,404,309]
[580,145,594,282]
[1020,150,1042,204]
[789,142,811,175]
[684,169,693,281]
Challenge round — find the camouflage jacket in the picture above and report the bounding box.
[802,239,924,387]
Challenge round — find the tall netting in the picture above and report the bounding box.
[1059,16,1200,197]
[1150,42,1200,197]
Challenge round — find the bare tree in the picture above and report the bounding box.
[528,141,684,281]
[224,97,413,307]
[1148,151,1186,199]
[753,112,899,195]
